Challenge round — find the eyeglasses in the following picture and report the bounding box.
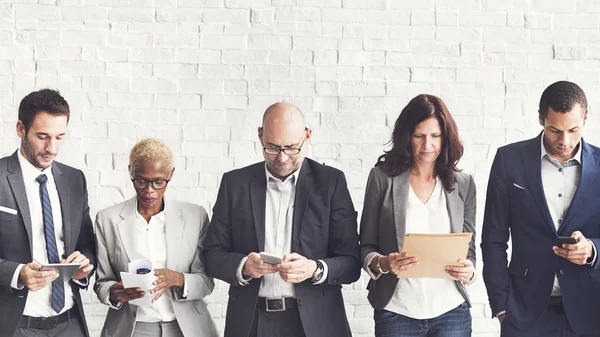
[131,178,170,190]
[263,137,306,155]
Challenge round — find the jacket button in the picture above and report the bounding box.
[559,269,565,275]
[297,300,303,306]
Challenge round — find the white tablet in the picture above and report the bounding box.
[39,263,80,282]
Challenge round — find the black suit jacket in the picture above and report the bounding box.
[0,151,96,337]
[204,158,361,337]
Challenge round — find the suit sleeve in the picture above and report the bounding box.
[0,259,20,290]
[93,212,118,307]
[464,174,477,268]
[321,171,361,285]
[481,148,511,315]
[359,168,383,273]
[74,170,96,289]
[174,206,215,301]
[203,173,247,285]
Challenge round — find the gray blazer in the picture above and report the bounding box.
[94,197,218,337]
[360,166,477,310]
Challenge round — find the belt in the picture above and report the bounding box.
[257,297,297,312]
[19,307,78,330]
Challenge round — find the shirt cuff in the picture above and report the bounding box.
[72,276,89,287]
[586,239,597,266]
[312,260,328,285]
[107,284,123,310]
[495,310,506,318]
[364,252,383,280]
[236,256,252,286]
[181,274,189,297]
[11,264,25,290]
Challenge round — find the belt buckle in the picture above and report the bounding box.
[265,297,286,312]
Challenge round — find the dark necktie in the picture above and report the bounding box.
[36,174,64,313]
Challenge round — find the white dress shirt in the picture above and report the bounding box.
[10,149,76,317]
[378,177,465,319]
[132,202,188,322]
[540,134,596,296]
[236,164,328,296]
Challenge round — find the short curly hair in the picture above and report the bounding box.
[129,138,174,172]
[539,81,588,119]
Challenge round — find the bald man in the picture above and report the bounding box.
[204,103,361,337]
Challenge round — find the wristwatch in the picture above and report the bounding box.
[376,255,389,275]
[312,260,324,282]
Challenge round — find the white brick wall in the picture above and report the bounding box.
[1,1,600,336]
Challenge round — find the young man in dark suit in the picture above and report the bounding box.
[0,89,96,337]
[482,81,600,337]
[204,102,361,337]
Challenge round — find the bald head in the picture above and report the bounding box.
[259,102,312,181]
[262,102,305,130]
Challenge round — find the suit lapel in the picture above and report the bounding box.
[523,134,557,234]
[392,171,410,251]
[116,198,137,263]
[560,139,598,234]
[292,160,312,250]
[165,201,183,270]
[250,164,267,252]
[444,181,463,233]
[52,164,72,253]
[6,151,33,254]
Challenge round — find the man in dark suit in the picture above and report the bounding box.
[0,89,96,337]
[482,81,600,337]
[204,102,361,337]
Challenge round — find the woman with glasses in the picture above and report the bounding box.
[94,138,218,337]
[360,94,476,337]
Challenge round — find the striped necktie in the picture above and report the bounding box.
[36,174,65,313]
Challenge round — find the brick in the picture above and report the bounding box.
[203,8,249,23]
[107,32,152,48]
[200,65,244,79]
[435,11,458,26]
[412,40,460,55]
[388,0,433,10]
[275,7,321,22]
[59,60,104,76]
[131,78,177,93]
[176,49,221,63]
[316,66,362,80]
[129,48,174,62]
[339,81,385,96]
[60,31,106,46]
[251,8,273,23]
[554,14,599,29]
[322,8,366,23]
[179,79,224,94]
[554,45,587,60]
[109,7,154,21]
[202,34,247,49]
[435,26,482,42]
[531,0,576,13]
[156,8,203,22]
[459,11,506,26]
[245,65,291,80]
[178,0,223,6]
[248,35,291,49]
[15,4,59,20]
[339,51,385,65]
[484,27,529,44]
[82,77,129,92]
[269,81,315,95]
[61,6,108,20]
[224,0,270,7]
[524,14,552,29]
[15,30,58,45]
[411,67,456,82]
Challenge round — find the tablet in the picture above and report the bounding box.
[39,263,80,282]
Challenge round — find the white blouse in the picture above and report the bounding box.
[384,177,465,319]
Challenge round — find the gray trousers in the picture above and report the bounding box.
[14,312,86,337]
[132,321,185,337]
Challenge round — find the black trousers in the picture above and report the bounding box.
[249,306,307,337]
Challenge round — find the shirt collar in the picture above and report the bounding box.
[17,148,54,183]
[540,132,582,165]
[264,162,303,186]
[135,197,167,224]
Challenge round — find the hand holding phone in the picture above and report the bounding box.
[259,252,283,265]
[557,236,577,245]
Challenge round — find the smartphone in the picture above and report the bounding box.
[259,252,283,265]
[557,236,577,245]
